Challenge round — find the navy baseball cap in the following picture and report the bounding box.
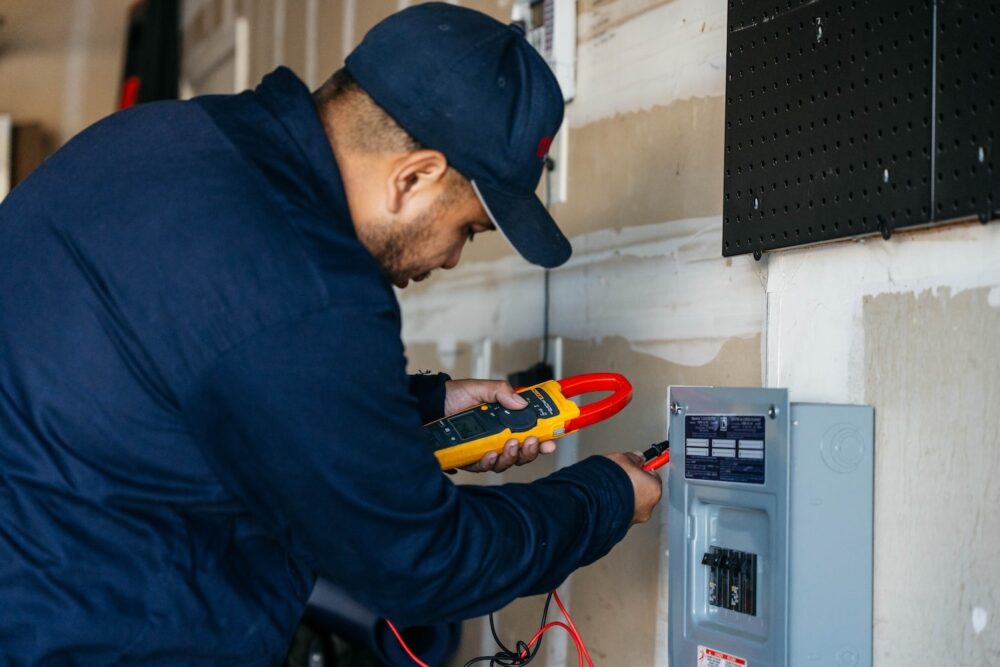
[345,2,571,268]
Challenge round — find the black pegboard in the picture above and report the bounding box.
[723,0,998,258]
[935,0,999,224]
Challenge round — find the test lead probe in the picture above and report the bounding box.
[642,440,670,472]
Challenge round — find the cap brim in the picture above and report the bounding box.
[471,180,572,268]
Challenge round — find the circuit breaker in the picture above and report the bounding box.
[667,387,873,667]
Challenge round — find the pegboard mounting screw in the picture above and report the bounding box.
[882,169,890,184]
[753,196,760,211]
[978,146,986,163]
[816,18,823,42]
[878,215,893,241]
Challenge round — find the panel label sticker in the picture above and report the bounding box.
[697,645,748,667]
[685,415,765,484]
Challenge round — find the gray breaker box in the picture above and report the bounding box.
[667,387,873,667]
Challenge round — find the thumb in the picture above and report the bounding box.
[496,386,529,410]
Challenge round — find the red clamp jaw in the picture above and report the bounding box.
[558,372,633,434]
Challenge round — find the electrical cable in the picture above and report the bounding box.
[388,589,594,667]
[385,619,432,667]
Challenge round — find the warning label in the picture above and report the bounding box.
[697,645,748,667]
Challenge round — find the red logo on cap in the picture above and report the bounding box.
[536,136,553,159]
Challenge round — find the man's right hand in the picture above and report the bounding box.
[604,451,663,525]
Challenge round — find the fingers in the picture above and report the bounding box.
[624,451,646,467]
[494,437,532,472]
[466,437,557,473]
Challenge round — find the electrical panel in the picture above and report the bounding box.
[667,387,874,667]
[511,0,576,102]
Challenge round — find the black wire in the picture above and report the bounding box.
[462,592,554,667]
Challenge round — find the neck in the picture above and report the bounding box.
[319,105,373,227]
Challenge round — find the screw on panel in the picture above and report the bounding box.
[670,401,684,415]
[768,405,778,419]
[753,248,763,261]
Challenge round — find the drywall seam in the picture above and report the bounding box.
[399,216,766,369]
[765,222,1000,403]
[570,0,727,128]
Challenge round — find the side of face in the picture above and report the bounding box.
[344,149,495,288]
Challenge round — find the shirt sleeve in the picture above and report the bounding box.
[407,372,450,424]
[181,305,634,625]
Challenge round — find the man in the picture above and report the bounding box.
[0,4,661,664]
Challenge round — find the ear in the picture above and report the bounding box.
[385,150,449,215]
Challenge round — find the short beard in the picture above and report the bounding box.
[357,202,439,286]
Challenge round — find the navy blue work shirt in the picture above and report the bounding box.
[0,68,634,665]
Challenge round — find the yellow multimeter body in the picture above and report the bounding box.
[424,373,633,470]
[425,380,579,470]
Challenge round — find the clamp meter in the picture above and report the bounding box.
[425,372,633,470]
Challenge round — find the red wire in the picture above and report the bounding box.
[385,619,431,667]
[520,620,585,667]
[553,590,595,667]
[387,588,596,666]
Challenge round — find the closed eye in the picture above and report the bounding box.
[467,222,496,243]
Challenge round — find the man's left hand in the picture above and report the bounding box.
[443,379,557,473]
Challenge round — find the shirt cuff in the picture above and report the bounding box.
[408,372,451,424]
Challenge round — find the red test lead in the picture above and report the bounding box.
[642,440,670,472]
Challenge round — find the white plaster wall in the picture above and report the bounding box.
[766,224,1000,403]
[399,216,765,369]
[572,0,727,127]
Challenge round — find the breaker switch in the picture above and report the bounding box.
[703,546,757,616]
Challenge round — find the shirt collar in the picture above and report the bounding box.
[253,67,353,229]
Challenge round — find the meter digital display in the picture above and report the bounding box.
[449,413,486,439]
